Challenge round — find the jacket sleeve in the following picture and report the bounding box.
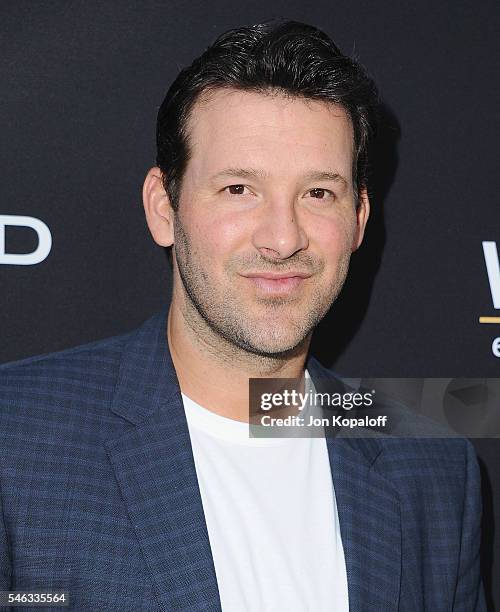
[453,440,487,611]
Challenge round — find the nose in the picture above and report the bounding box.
[252,199,309,260]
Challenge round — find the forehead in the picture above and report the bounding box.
[184,88,354,182]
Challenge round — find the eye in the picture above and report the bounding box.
[224,184,249,195]
[307,188,335,200]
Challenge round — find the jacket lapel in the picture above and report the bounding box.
[104,307,221,612]
[307,357,402,612]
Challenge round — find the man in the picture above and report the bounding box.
[0,20,485,611]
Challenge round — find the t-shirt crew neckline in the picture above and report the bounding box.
[181,369,318,447]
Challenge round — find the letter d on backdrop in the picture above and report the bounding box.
[0,215,52,265]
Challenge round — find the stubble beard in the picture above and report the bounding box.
[172,218,351,362]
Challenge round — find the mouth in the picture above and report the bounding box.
[240,271,312,294]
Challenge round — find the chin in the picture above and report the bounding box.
[233,327,310,358]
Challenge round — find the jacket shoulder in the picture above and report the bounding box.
[307,355,477,465]
[0,328,131,373]
[0,327,134,426]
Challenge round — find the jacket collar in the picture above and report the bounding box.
[110,304,178,425]
[106,308,401,612]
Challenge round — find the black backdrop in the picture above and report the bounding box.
[1,1,499,607]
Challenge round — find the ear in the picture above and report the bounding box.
[142,167,175,247]
[351,186,370,251]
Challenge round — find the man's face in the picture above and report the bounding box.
[171,88,369,356]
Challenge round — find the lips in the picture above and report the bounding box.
[243,271,312,280]
[241,271,312,294]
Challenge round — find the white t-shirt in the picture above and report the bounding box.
[181,373,349,612]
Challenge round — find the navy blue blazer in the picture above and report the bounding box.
[0,308,486,611]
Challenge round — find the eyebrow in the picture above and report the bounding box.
[209,167,349,187]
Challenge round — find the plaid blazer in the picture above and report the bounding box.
[0,307,486,611]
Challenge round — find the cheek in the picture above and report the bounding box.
[307,213,356,261]
[183,208,249,260]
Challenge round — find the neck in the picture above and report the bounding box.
[167,288,310,422]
